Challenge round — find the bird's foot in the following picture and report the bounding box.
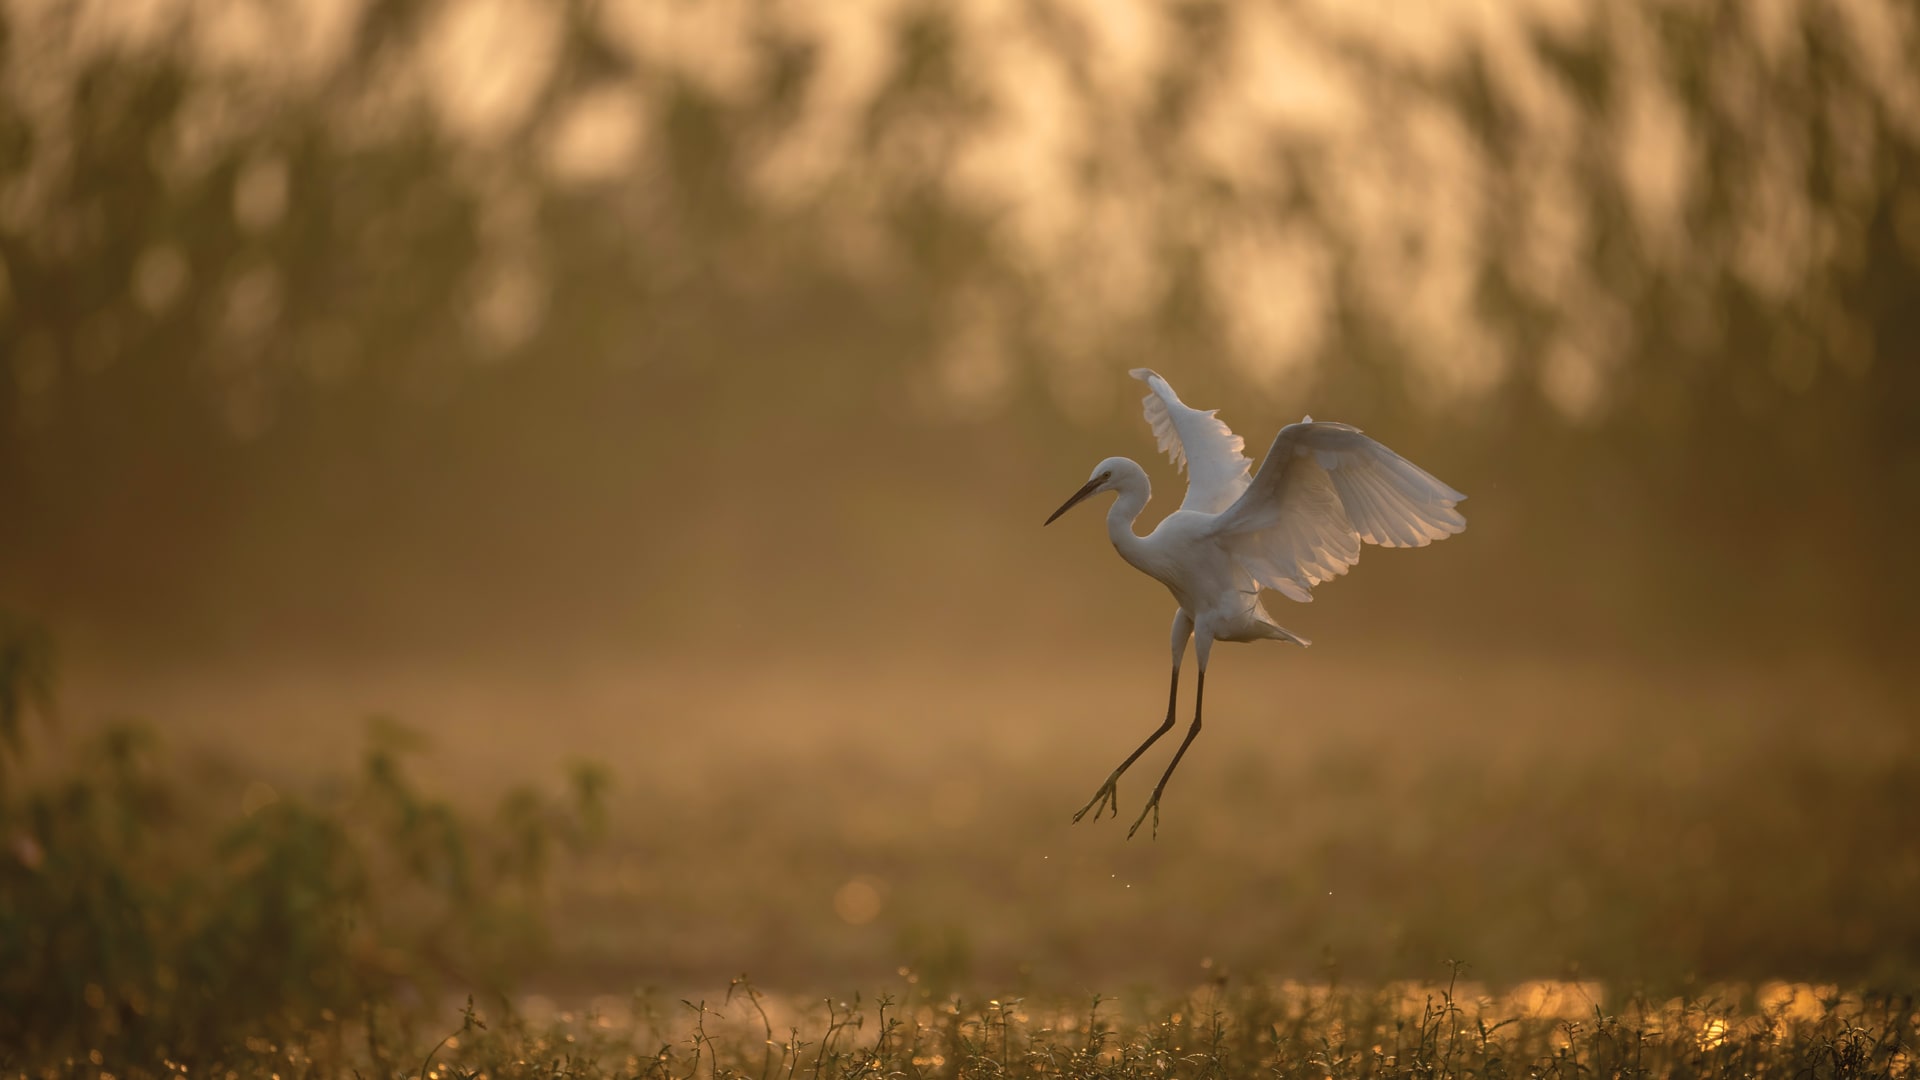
[1071,775,1122,823]
[1126,797,1161,840]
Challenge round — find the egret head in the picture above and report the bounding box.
[1044,456,1135,525]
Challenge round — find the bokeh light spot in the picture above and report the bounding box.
[133,246,191,315]
[233,156,290,233]
[832,876,886,926]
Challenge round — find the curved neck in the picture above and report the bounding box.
[1105,470,1152,558]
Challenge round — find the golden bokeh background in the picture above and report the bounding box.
[2,0,1917,991]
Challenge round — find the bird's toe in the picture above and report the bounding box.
[1126,802,1159,840]
[1073,779,1122,823]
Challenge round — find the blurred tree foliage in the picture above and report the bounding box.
[0,0,1915,658]
[0,608,53,791]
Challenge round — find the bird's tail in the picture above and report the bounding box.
[1251,604,1311,647]
[1239,588,1312,648]
[1263,622,1312,648]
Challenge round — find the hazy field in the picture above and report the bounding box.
[58,644,1919,995]
[167,977,1920,1080]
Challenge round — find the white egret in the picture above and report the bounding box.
[1045,369,1467,838]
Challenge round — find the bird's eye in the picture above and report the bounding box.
[1099,471,1112,481]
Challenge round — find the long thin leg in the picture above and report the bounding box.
[1073,610,1192,823]
[1128,665,1205,840]
[1071,666,1179,823]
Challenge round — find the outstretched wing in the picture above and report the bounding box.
[1129,368,1252,514]
[1209,419,1466,602]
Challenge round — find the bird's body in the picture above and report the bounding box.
[1094,473,1306,649]
[1046,369,1466,837]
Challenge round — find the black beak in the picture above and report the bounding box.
[1044,476,1104,526]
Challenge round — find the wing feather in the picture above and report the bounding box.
[1211,420,1465,602]
[1129,368,1252,514]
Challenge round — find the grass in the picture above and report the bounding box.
[40,977,1920,1079]
[9,616,1920,1074]
[1,616,611,1068]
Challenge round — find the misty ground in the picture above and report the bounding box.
[53,641,1918,996]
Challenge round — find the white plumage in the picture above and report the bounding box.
[1044,368,1466,838]
[1135,371,1252,514]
